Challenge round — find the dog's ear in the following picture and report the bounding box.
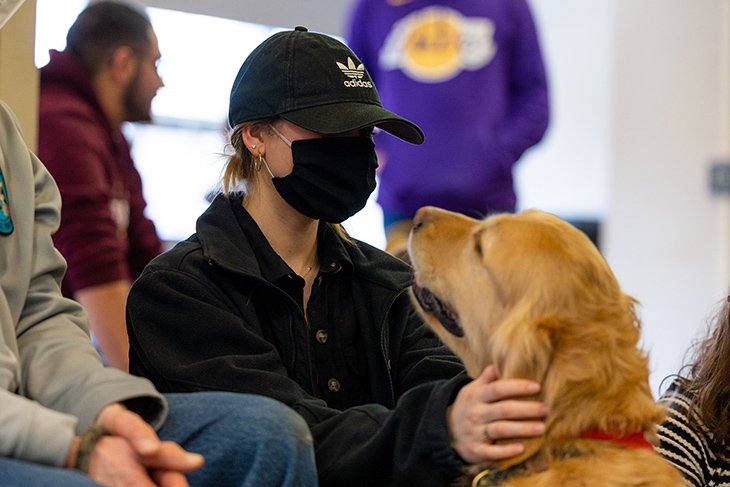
[490,300,555,384]
[489,300,557,470]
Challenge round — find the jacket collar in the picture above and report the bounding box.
[195,194,414,292]
[195,195,262,277]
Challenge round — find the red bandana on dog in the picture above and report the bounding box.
[579,430,654,450]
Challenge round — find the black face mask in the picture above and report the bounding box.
[265,135,378,223]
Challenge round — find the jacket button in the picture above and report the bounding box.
[327,378,340,392]
[315,329,328,343]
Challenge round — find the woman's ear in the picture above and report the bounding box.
[241,124,266,156]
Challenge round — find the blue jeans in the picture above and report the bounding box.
[1,392,318,486]
[0,458,100,486]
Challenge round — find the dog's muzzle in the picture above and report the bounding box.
[412,283,464,337]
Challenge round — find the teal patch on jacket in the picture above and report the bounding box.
[0,167,14,235]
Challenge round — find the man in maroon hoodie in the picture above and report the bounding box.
[39,1,164,371]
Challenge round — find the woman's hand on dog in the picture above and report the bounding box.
[447,365,548,464]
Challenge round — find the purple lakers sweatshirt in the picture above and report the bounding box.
[347,0,550,217]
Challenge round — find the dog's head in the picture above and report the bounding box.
[408,207,657,432]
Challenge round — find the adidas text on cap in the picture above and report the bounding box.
[228,26,424,145]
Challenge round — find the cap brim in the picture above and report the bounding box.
[280,102,424,145]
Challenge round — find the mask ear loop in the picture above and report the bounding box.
[259,154,275,178]
[260,124,290,178]
[268,124,293,147]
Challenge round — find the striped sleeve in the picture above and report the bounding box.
[656,379,730,486]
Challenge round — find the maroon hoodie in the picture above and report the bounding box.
[38,49,161,296]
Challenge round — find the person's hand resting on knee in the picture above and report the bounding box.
[65,403,204,486]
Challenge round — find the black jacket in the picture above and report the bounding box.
[127,195,469,486]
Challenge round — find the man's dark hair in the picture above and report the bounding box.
[66,1,152,75]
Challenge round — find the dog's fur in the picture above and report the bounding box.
[408,207,684,486]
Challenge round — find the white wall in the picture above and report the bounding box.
[516,0,613,221]
[605,0,730,394]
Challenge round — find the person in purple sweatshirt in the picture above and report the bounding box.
[38,1,164,370]
[347,0,550,259]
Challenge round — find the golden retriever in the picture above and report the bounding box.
[408,207,684,487]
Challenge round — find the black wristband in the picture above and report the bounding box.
[75,424,109,474]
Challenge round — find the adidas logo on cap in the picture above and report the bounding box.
[337,57,373,88]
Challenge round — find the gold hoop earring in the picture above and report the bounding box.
[254,154,263,172]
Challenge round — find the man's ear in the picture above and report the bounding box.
[108,46,138,85]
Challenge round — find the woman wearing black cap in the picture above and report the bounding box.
[126,27,547,486]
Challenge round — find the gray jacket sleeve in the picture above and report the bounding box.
[0,100,167,467]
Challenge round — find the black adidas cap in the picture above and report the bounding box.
[228,26,424,144]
